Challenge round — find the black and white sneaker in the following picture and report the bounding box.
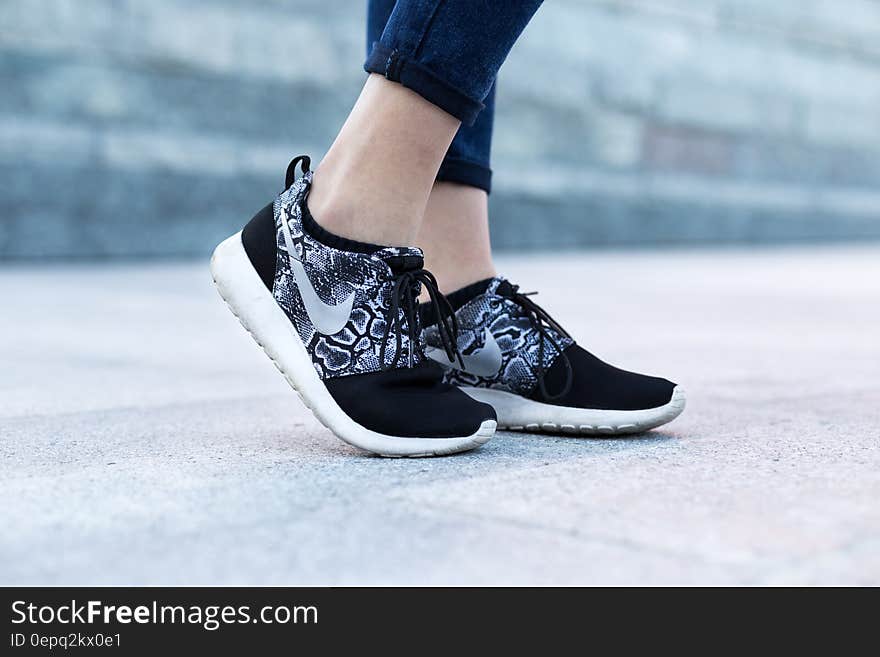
[210,156,496,457]
[422,277,685,435]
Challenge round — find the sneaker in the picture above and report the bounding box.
[210,156,496,457]
[422,277,685,435]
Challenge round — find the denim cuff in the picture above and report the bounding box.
[364,43,484,126]
[436,157,492,194]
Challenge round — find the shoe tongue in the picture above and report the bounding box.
[375,246,424,273]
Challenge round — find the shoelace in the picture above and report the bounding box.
[380,269,462,371]
[502,285,573,400]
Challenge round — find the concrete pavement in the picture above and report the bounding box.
[1,245,878,585]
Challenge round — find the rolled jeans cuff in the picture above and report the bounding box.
[364,43,485,126]
[436,157,492,194]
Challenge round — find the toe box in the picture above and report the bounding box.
[532,345,677,411]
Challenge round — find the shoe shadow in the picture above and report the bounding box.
[346,427,681,462]
[483,427,681,457]
[497,428,680,443]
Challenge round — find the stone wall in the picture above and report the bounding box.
[2,0,880,257]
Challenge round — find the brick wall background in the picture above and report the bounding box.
[2,0,880,257]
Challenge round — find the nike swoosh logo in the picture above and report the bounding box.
[280,212,355,336]
[426,329,503,377]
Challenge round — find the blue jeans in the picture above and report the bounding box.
[366,0,543,193]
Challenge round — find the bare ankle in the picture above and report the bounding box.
[305,74,461,249]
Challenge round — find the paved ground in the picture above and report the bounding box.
[2,245,878,585]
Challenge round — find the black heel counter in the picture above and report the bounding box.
[241,202,277,291]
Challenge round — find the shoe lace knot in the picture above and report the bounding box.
[380,268,462,371]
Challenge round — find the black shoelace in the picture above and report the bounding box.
[503,285,573,400]
[379,269,462,371]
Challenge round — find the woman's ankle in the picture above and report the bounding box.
[306,74,461,248]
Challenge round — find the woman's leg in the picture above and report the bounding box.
[365,0,499,289]
[367,0,496,197]
[420,83,497,292]
[307,74,460,246]
[418,182,496,294]
[308,0,543,247]
[419,76,497,292]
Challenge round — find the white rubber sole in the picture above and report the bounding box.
[210,232,495,457]
[460,385,686,436]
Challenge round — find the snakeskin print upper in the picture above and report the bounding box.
[272,172,425,379]
[423,278,574,396]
